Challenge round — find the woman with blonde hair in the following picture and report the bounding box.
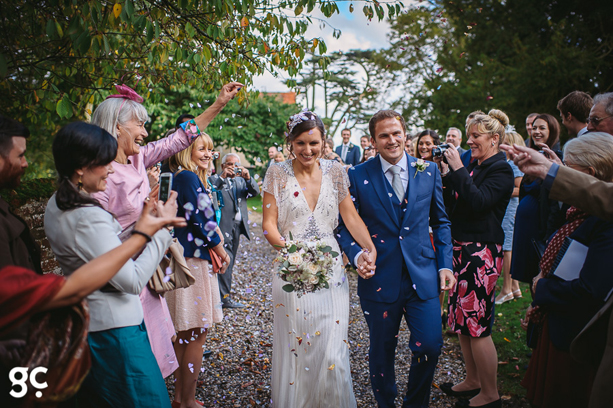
[165,133,230,408]
[436,110,514,408]
[495,130,525,304]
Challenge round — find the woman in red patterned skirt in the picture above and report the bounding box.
[435,110,515,408]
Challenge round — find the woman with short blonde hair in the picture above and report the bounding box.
[166,131,230,408]
[437,109,515,408]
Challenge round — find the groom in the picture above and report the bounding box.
[337,110,455,408]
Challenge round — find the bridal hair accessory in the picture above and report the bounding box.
[288,109,317,134]
[505,124,516,133]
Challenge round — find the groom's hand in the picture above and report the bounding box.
[357,252,376,279]
[439,268,455,291]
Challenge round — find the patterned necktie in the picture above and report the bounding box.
[388,165,405,201]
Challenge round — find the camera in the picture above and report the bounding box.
[213,152,220,159]
[432,143,452,158]
[236,167,242,176]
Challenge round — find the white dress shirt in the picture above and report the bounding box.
[341,143,350,162]
[380,153,409,191]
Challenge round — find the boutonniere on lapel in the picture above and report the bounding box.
[349,143,355,149]
[410,159,430,178]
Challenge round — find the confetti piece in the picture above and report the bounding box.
[364,180,369,185]
[383,311,388,319]
[328,364,335,370]
[504,337,511,342]
[294,191,299,197]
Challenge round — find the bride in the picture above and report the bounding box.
[262,111,377,407]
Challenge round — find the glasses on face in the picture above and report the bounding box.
[586,115,613,126]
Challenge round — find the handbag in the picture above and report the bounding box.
[20,301,91,404]
[149,238,196,293]
[209,248,223,274]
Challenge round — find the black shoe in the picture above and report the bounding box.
[203,349,213,358]
[455,398,501,408]
[222,300,246,309]
[440,382,481,399]
[442,311,448,330]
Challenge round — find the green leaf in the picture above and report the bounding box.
[185,22,195,38]
[56,96,72,119]
[282,284,295,293]
[321,245,332,253]
[330,251,339,258]
[288,244,297,253]
[294,5,303,16]
[124,0,134,18]
[55,20,63,38]
[202,46,211,62]
[46,19,55,39]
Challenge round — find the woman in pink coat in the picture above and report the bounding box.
[90,82,241,378]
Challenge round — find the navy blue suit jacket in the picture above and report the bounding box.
[172,170,221,261]
[336,153,453,303]
[534,216,613,351]
[335,144,361,167]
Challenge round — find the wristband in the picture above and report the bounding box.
[132,229,152,242]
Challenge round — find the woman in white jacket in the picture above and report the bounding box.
[45,122,185,408]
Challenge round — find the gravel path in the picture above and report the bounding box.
[166,214,529,407]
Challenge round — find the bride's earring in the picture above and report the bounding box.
[77,175,83,191]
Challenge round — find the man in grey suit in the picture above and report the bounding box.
[210,153,260,308]
[445,127,466,156]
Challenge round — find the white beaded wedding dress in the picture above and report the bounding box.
[263,159,357,408]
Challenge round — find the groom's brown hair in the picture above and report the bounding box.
[369,110,406,140]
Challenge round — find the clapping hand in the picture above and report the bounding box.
[535,143,563,166]
[500,144,553,180]
[356,250,376,279]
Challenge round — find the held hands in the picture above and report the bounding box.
[217,82,244,105]
[135,190,187,237]
[356,250,376,279]
[439,268,455,291]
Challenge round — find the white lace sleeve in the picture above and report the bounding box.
[329,160,350,204]
[262,163,286,201]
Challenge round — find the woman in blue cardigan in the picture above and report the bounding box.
[165,132,230,408]
[522,132,613,408]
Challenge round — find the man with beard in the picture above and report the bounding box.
[0,115,41,273]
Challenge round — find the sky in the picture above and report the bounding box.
[251,2,403,146]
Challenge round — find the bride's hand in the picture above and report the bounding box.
[357,251,376,279]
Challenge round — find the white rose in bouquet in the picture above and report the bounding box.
[288,252,302,266]
[308,275,319,285]
[307,263,319,275]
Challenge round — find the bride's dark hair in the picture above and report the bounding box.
[285,111,326,158]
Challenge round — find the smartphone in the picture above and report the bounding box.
[158,172,173,202]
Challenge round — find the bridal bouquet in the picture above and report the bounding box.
[275,233,339,297]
